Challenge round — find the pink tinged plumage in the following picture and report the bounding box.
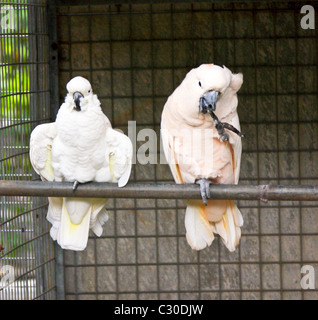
[161,64,244,252]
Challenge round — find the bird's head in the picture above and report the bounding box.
[66,76,93,112]
[186,64,243,116]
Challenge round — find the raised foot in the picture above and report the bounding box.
[209,110,244,141]
[196,178,212,206]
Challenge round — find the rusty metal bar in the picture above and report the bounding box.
[0,180,318,201]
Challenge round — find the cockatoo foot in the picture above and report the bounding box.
[209,110,244,141]
[73,180,80,191]
[196,179,212,206]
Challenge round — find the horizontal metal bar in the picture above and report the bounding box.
[0,151,29,161]
[0,118,51,130]
[0,89,50,100]
[0,2,45,7]
[0,180,318,201]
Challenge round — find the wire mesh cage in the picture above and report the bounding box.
[0,0,55,299]
[1,0,318,300]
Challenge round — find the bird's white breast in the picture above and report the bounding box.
[52,105,109,182]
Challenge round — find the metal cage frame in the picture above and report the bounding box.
[1,0,318,300]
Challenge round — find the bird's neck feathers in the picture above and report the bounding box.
[57,94,110,133]
[63,93,102,113]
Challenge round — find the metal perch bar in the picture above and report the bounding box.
[1,180,318,201]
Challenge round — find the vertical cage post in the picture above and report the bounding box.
[47,0,65,300]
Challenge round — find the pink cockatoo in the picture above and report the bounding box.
[161,64,243,252]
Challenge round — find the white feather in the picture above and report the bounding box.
[29,122,57,181]
[105,129,133,187]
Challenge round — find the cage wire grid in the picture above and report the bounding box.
[54,1,318,300]
[0,0,318,300]
[0,0,55,300]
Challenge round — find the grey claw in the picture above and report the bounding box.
[206,182,211,199]
[196,179,212,206]
[200,183,208,206]
[73,180,79,191]
[221,132,229,142]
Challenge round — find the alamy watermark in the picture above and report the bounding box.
[0,5,15,31]
[0,4,315,32]
[118,121,215,171]
[0,264,15,289]
[300,265,316,290]
[300,5,315,30]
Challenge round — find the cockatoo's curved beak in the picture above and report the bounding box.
[199,90,220,114]
[73,91,84,111]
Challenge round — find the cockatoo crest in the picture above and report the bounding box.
[66,76,92,95]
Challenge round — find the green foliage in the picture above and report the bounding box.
[1,2,35,260]
[1,2,30,122]
[1,2,31,175]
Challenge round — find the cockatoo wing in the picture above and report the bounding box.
[106,128,133,187]
[29,122,64,243]
[212,116,243,252]
[228,113,242,185]
[29,122,57,182]
[162,121,215,250]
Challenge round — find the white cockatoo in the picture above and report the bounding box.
[29,76,133,251]
[161,64,243,252]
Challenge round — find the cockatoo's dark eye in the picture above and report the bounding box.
[199,81,202,87]
[88,90,91,93]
